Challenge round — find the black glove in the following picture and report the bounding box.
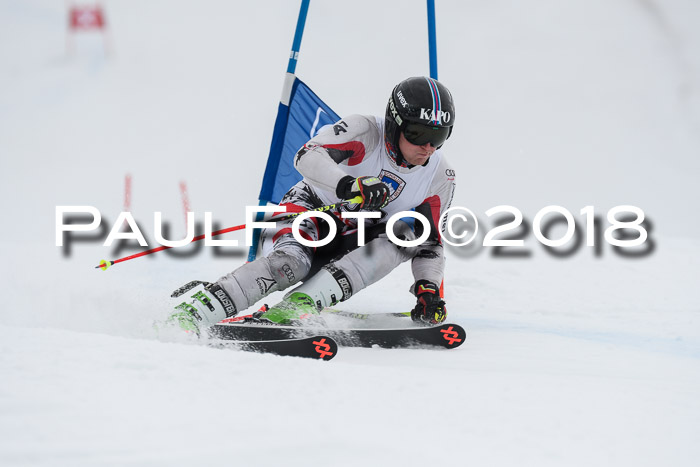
[336,175,390,210]
[411,280,447,324]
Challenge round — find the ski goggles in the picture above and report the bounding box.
[402,122,451,148]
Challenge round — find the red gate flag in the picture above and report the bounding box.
[69,5,105,30]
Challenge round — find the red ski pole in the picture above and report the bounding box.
[95,196,362,270]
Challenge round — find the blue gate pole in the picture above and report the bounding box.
[427,0,444,298]
[287,0,310,75]
[427,0,438,80]
[247,0,311,262]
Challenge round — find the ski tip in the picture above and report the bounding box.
[438,323,466,349]
[96,259,112,271]
[225,336,339,361]
[311,336,338,361]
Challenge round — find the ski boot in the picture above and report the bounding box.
[257,267,352,325]
[161,280,237,337]
[259,292,323,325]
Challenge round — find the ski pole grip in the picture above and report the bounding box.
[345,195,363,204]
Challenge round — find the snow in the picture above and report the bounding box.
[3,323,698,467]
[1,0,700,466]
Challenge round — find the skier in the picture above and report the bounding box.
[168,76,457,334]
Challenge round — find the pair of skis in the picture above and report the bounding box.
[208,311,466,361]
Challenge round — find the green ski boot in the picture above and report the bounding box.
[262,292,322,325]
[261,267,353,325]
[164,306,202,336]
[157,280,238,338]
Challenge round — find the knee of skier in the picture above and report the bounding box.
[267,249,311,289]
[383,220,421,259]
[214,249,310,312]
[389,220,417,244]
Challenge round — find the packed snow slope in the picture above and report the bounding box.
[1,0,699,466]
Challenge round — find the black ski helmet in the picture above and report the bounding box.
[384,76,455,167]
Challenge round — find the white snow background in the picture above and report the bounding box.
[1,0,699,466]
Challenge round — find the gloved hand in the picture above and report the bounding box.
[336,175,390,210]
[411,280,447,324]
